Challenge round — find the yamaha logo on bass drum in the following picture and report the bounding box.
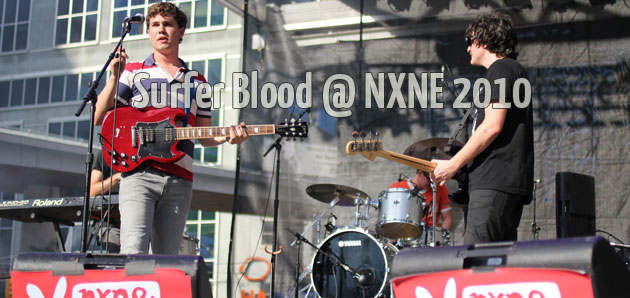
[338,240,362,247]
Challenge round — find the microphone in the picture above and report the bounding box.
[123,13,145,24]
[355,267,376,288]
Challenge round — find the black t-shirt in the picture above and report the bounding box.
[93,152,119,194]
[468,58,534,200]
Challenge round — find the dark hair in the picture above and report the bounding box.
[465,12,518,59]
[146,2,188,42]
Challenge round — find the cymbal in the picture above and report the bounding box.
[403,138,463,160]
[306,184,369,206]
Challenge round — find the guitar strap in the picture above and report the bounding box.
[444,105,475,155]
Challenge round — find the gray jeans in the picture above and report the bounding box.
[119,166,192,254]
[463,189,524,245]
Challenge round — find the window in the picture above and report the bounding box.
[48,119,90,140]
[111,0,225,39]
[0,0,30,52]
[0,81,9,108]
[10,79,23,107]
[193,110,219,164]
[55,0,100,46]
[186,210,217,281]
[187,57,222,164]
[1,71,100,108]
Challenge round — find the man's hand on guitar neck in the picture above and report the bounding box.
[430,159,459,186]
[197,118,248,146]
[226,122,248,144]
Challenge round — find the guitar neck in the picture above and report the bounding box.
[175,125,275,140]
[376,149,437,172]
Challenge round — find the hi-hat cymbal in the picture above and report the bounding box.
[306,184,369,206]
[403,138,463,160]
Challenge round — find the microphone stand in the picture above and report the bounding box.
[263,136,284,298]
[75,20,133,253]
[286,198,340,298]
[289,230,359,281]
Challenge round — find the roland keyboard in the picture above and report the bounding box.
[0,195,119,225]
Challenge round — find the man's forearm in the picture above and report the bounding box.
[94,76,119,125]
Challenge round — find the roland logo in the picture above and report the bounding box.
[31,198,64,207]
[338,240,362,247]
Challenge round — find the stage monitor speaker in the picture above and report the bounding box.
[10,252,211,298]
[556,171,596,238]
[390,237,630,298]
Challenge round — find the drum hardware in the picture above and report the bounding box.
[288,198,339,298]
[291,197,340,247]
[531,178,541,240]
[429,179,437,247]
[354,195,378,230]
[325,213,337,233]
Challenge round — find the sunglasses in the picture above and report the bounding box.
[465,36,473,47]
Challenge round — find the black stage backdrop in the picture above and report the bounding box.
[229,1,630,296]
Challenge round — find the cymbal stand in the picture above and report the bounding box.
[291,198,339,247]
[531,179,541,240]
[288,198,339,298]
[430,180,437,247]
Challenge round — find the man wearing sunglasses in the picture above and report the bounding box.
[431,12,534,244]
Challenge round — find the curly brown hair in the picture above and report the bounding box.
[146,2,188,31]
[465,12,518,59]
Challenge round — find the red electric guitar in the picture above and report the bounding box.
[100,107,308,173]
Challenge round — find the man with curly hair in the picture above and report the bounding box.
[94,2,248,254]
[431,12,534,244]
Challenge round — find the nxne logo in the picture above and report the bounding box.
[413,278,561,298]
[25,277,162,298]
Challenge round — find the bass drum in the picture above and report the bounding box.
[311,228,398,298]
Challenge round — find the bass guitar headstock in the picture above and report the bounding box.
[345,131,383,161]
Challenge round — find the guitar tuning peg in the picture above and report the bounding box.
[352,131,359,141]
[291,118,296,123]
[284,118,288,125]
[360,131,366,141]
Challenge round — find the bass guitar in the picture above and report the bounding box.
[345,139,436,172]
[100,107,308,173]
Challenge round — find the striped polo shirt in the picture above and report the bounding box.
[115,54,212,181]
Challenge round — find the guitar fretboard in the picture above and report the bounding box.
[175,125,275,140]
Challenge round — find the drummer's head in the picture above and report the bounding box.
[412,170,430,190]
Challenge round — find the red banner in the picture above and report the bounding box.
[391,267,593,298]
[11,268,192,298]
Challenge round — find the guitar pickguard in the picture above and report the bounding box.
[136,119,178,160]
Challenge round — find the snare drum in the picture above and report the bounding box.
[311,228,398,298]
[376,188,425,239]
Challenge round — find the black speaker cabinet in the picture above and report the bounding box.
[556,172,596,238]
[11,253,211,298]
[391,237,630,298]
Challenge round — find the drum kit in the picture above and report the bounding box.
[288,138,457,298]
